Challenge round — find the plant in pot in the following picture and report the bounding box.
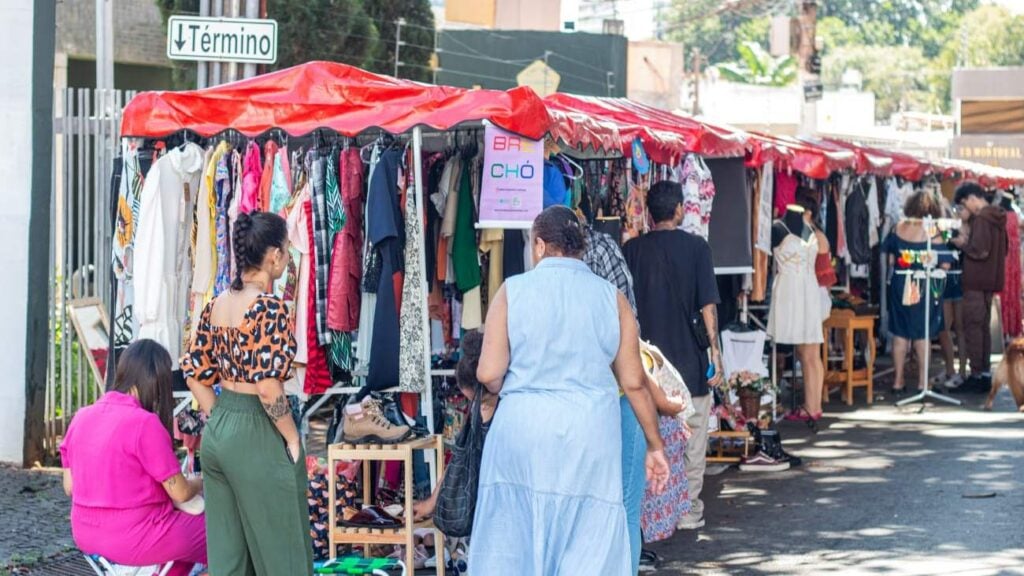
[727,371,772,420]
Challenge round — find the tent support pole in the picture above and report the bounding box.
[412,126,438,487]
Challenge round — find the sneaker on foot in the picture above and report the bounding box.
[342,399,412,444]
[676,513,705,530]
[739,451,792,472]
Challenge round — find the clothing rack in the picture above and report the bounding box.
[124,126,446,479]
[895,215,961,409]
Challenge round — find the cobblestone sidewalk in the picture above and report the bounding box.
[0,464,75,573]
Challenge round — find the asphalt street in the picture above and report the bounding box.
[649,388,1024,576]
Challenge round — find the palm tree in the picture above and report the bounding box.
[715,41,798,87]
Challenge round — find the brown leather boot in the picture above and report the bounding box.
[341,398,412,444]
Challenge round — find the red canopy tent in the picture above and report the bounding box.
[121,61,553,140]
[802,138,894,177]
[748,132,856,179]
[546,108,622,157]
[544,93,748,161]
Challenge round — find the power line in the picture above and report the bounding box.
[547,51,613,75]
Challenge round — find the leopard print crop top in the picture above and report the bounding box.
[180,294,296,386]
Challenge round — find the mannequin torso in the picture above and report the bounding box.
[772,206,812,250]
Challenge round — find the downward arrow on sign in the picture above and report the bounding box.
[174,23,186,50]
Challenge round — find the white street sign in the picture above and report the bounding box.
[167,16,277,64]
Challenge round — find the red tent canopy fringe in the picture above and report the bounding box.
[546,108,622,156]
[121,61,553,141]
[747,132,856,180]
[544,93,748,161]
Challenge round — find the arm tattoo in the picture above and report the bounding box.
[262,394,291,422]
[163,476,177,488]
[704,304,719,352]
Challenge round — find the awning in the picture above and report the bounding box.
[748,132,856,179]
[808,138,894,177]
[544,94,749,161]
[546,108,623,157]
[121,61,553,140]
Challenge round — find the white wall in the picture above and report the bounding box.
[0,1,35,464]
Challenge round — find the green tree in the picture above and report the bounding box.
[940,5,1024,68]
[364,0,437,82]
[822,45,936,118]
[154,0,200,89]
[668,0,757,65]
[816,16,863,51]
[269,0,378,70]
[818,0,979,58]
[715,41,797,87]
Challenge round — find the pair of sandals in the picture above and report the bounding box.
[784,407,822,430]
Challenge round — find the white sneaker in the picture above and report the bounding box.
[677,513,705,530]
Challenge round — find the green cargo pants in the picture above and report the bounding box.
[202,389,313,575]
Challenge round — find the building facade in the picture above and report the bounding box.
[56,0,174,91]
[951,68,1024,171]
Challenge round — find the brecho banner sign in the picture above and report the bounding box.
[478,122,543,229]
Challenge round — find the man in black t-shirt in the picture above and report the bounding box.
[624,180,722,531]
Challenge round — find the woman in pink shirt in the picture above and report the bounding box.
[61,340,207,576]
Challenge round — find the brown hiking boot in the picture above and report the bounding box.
[342,398,412,444]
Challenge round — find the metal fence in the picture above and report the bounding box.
[45,88,134,454]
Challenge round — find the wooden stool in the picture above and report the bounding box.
[822,310,877,405]
[706,430,753,463]
[328,435,446,575]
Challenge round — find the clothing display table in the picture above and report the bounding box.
[328,435,446,575]
[822,310,876,406]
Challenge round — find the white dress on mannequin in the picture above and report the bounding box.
[767,227,826,345]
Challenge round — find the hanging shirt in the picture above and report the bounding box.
[479,228,504,305]
[756,162,774,254]
[287,182,311,365]
[398,169,428,392]
[240,141,262,214]
[304,198,334,395]
[134,142,204,366]
[721,329,768,379]
[774,168,798,219]
[309,152,333,347]
[681,154,716,240]
[328,147,364,333]
[453,161,482,293]
[212,153,232,296]
[867,177,881,248]
[257,141,277,211]
[366,149,405,392]
[543,161,569,208]
[112,141,144,346]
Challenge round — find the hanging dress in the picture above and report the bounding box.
[882,233,947,340]
[767,225,825,345]
[1000,209,1023,338]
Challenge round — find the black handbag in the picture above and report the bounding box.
[654,239,711,351]
[434,386,486,538]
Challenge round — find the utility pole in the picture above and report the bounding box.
[211,0,222,86]
[198,0,209,88]
[244,0,259,79]
[95,0,114,100]
[797,0,819,135]
[394,18,406,78]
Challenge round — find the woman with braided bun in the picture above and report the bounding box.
[469,206,670,575]
[181,211,313,575]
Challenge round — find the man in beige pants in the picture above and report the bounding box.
[624,180,723,531]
